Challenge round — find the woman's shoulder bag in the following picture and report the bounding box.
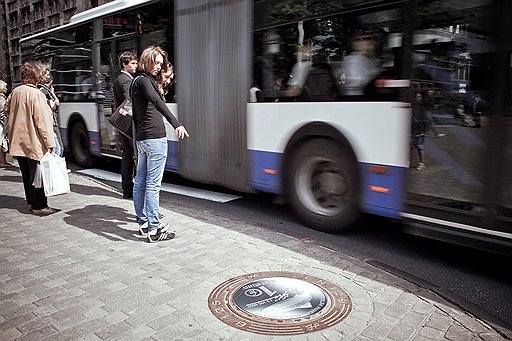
[107,76,141,140]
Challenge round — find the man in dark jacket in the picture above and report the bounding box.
[113,51,138,199]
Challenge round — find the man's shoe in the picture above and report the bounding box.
[147,223,174,243]
[32,207,61,216]
[416,163,426,171]
[437,133,446,137]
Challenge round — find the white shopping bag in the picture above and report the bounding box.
[40,152,70,197]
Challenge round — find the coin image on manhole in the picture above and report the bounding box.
[208,271,352,336]
[232,277,327,319]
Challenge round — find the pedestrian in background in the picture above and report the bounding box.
[113,51,138,199]
[131,45,189,242]
[411,92,428,170]
[158,62,174,97]
[423,90,445,137]
[7,61,59,216]
[471,94,483,128]
[0,80,12,166]
[38,64,64,157]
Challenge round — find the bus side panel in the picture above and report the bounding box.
[248,151,406,218]
[248,149,282,193]
[89,132,101,156]
[248,102,410,166]
[360,163,406,219]
[165,141,179,172]
[164,103,180,172]
[59,102,101,156]
[247,102,410,218]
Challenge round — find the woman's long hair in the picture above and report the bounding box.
[137,46,169,77]
[157,63,174,95]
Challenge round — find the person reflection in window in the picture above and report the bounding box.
[283,44,313,100]
[249,81,263,102]
[340,33,380,96]
[334,68,347,94]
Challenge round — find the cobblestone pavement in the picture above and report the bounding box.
[0,165,510,341]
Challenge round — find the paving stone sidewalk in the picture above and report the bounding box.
[0,166,510,341]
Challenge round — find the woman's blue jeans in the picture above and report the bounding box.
[133,137,167,232]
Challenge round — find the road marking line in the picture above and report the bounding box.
[76,169,241,203]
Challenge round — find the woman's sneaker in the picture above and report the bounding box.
[139,221,169,236]
[147,223,174,243]
[138,222,149,236]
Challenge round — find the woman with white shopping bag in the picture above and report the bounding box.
[6,61,60,216]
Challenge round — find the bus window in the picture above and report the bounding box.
[137,2,175,58]
[405,1,512,228]
[253,2,402,102]
[98,37,137,150]
[54,46,93,102]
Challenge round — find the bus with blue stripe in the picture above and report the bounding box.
[19,0,512,252]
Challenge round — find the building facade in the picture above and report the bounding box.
[0,0,113,87]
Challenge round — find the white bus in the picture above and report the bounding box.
[20,0,512,252]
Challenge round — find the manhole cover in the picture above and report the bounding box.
[208,271,352,335]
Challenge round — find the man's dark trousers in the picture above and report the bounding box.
[120,134,134,199]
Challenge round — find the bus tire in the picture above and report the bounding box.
[70,121,95,168]
[287,139,359,232]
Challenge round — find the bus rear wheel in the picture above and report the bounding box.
[287,139,359,232]
[70,121,94,168]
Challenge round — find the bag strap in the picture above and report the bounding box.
[128,75,143,102]
[130,76,141,159]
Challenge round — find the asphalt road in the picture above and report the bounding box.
[75,158,512,333]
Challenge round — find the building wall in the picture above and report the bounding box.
[0,0,113,87]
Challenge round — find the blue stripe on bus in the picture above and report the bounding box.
[359,163,406,219]
[248,149,405,219]
[90,131,101,156]
[59,128,101,156]
[248,150,282,193]
[165,140,179,172]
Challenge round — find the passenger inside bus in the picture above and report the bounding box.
[335,69,347,90]
[339,32,381,96]
[269,30,387,102]
[278,44,338,102]
[282,44,313,100]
